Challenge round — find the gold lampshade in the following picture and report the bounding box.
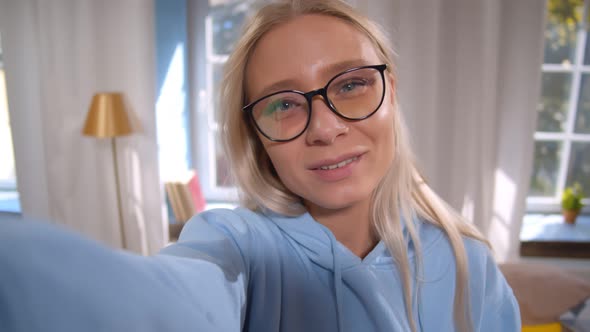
[83,92,133,138]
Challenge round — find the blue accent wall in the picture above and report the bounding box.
[155,0,192,171]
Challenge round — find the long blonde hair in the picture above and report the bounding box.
[220,1,488,331]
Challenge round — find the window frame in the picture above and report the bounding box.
[527,0,590,213]
[190,0,256,203]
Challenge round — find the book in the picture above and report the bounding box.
[186,170,206,213]
[164,170,206,223]
[164,182,183,223]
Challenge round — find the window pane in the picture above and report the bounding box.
[529,141,563,197]
[575,74,590,133]
[215,130,233,187]
[583,7,590,64]
[565,142,590,192]
[210,2,249,56]
[545,0,583,65]
[537,72,572,132]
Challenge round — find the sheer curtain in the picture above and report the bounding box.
[356,0,546,261]
[0,0,166,254]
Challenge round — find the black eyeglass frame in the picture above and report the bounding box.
[242,64,388,142]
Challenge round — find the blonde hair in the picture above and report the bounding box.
[220,1,488,331]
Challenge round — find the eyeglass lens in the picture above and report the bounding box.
[250,67,384,141]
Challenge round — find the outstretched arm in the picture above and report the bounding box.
[0,210,249,332]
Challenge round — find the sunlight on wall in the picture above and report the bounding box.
[156,43,190,181]
[461,194,474,223]
[129,149,149,255]
[490,168,518,261]
[494,169,517,224]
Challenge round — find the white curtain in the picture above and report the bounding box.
[355,0,546,262]
[0,0,166,255]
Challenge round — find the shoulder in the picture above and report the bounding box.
[462,236,520,329]
[176,207,274,242]
[417,221,509,288]
[417,221,520,330]
[415,220,494,272]
[412,221,490,285]
[415,221,511,302]
[161,207,282,263]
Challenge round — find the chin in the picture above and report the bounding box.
[304,189,371,212]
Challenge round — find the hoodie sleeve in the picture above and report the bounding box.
[0,209,250,332]
[468,240,521,332]
[158,209,252,328]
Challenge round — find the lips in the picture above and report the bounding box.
[307,152,366,170]
[318,156,359,170]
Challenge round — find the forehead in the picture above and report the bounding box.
[245,14,381,100]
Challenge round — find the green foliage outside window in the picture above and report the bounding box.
[544,0,585,65]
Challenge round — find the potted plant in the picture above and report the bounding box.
[561,183,585,224]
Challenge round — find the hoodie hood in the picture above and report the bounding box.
[262,209,425,332]
[263,209,419,271]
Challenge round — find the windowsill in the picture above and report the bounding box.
[0,191,21,214]
[520,213,590,259]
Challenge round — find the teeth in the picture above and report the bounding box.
[319,156,358,170]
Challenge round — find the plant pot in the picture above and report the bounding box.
[562,209,580,224]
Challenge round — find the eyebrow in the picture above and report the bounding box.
[254,59,376,100]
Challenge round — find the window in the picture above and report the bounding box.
[528,0,590,212]
[520,0,590,258]
[192,0,256,202]
[0,33,21,213]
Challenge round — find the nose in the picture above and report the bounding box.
[305,97,349,145]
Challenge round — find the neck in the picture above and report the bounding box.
[306,198,379,258]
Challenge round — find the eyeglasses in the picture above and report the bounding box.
[242,64,388,142]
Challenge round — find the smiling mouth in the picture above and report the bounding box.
[318,156,360,170]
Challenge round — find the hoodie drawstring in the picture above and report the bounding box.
[324,230,344,332]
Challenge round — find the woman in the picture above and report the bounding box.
[0,0,520,331]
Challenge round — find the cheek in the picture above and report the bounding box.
[266,149,288,174]
[372,100,396,138]
[263,144,302,189]
[369,106,396,165]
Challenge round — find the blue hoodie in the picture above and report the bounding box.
[0,208,520,331]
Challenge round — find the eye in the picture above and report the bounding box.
[262,98,304,119]
[265,99,294,114]
[335,78,372,96]
[277,100,293,111]
[339,81,365,93]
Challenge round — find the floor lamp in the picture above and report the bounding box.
[82,92,133,249]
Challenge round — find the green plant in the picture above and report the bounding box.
[561,183,585,211]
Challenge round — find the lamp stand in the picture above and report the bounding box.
[112,138,127,249]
